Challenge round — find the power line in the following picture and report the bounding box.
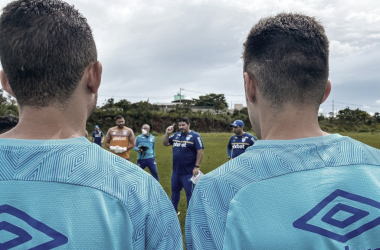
[334,101,380,108]
[98,95,171,99]
[182,88,244,97]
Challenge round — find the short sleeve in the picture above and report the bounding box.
[129,129,135,140]
[168,135,174,145]
[106,129,112,140]
[194,134,204,150]
[227,137,232,149]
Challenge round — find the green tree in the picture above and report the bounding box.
[100,98,115,109]
[0,88,7,105]
[193,93,228,113]
[114,99,131,111]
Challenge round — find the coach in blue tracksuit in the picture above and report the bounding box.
[227,120,257,159]
[163,117,204,215]
[133,124,159,182]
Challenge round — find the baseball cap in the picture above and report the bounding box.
[95,125,99,129]
[230,120,244,127]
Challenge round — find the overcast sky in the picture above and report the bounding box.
[0,0,379,115]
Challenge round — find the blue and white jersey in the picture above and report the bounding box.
[227,132,257,158]
[133,133,156,160]
[186,134,380,250]
[0,137,182,249]
[92,130,104,143]
[169,131,204,175]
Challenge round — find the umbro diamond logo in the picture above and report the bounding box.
[293,189,380,243]
[0,204,68,249]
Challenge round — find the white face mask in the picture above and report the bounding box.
[142,129,148,135]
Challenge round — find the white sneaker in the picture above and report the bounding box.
[177,211,180,216]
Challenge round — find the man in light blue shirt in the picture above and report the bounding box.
[0,0,182,249]
[134,124,159,182]
[186,13,380,250]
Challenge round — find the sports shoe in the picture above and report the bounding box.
[177,211,180,216]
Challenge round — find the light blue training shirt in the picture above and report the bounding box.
[0,137,182,249]
[133,133,156,160]
[186,134,380,250]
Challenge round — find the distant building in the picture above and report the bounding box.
[172,93,192,103]
[234,104,244,110]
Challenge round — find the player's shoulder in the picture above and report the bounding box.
[171,133,181,138]
[190,131,201,137]
[86,145,161,193]
[108,126,117,132]
[244,132,257,140]
[124,126,134,132]
[197,148,267,188]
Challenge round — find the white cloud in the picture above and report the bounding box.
[0,0,379,108]
[376,100,380,104]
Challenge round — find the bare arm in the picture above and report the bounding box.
[163,124,175,146]
[127,138,135,150]
[193,149,204,176]
[105,137,111,148]
[195,149,204,166]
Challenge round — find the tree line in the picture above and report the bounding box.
[1,89,379,133]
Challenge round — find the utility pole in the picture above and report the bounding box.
[180,88,184,104]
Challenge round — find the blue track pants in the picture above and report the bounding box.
[171,172,194,212]
[137,158,159,182]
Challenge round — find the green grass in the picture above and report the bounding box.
[96,131,380,243]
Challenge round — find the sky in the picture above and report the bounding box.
[0,0,379,115]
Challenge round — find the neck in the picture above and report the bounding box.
[0,105,88,140]
[258,104,328,140]
[236,131,244,136]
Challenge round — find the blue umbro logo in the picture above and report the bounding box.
[0,204,68,249]
[293,189,380,243]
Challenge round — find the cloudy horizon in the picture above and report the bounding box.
[0,0,379,116]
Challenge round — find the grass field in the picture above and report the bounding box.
[99,131,380,242]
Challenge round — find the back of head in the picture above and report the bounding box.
[0,0,97,108]
[243,13,329,109]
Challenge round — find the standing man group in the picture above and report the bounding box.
[227,119,257,159]
[91,125,104,147]
[134,124,159,182]
[106,115,135,160]
[163,117,204,215]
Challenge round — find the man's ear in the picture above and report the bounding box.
[320,80,331,104]
[244,72,256,103]
[87,61,102,94]
[0,70,16,98]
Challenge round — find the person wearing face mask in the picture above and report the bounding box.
[133,124,159,182]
